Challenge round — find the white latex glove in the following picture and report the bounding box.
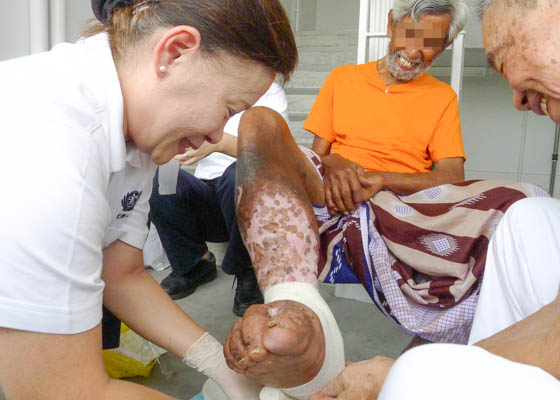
[183,333,262,400]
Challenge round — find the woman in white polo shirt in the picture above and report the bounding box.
[0,0,296,399]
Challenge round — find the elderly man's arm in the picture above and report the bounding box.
[313,135,465,213]
[365,157,465,196]
[312,136,383,216]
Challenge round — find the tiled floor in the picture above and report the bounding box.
[0,243,412,399]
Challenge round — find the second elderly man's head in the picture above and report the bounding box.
[478,0,560,124]
[386,0,469,82]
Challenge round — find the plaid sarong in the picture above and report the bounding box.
[301,148,550,343]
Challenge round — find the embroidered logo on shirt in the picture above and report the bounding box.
[121,190,142,212]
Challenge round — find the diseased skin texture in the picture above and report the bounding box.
[224,300,326,388]
[224,107,328,388]
[238,184,319,290]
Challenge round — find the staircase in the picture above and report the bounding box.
[286,30,359,148]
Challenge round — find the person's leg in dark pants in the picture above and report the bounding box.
[101,306,121,349]
[150,168,228,299]
[216,162,263,316]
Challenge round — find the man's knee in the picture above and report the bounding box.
[489,197,560,310]
[503,197,560,236]
[238,106,287,146]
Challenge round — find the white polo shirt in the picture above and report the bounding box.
[0,33,156,334]
[194,82,289,180]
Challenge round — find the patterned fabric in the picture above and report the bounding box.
[300,147,550,343]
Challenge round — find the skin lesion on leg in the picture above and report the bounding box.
[225,106,330,389]
[237,181,320,292]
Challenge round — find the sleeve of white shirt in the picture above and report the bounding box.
[118,176,153,249]
[103,159,156,250]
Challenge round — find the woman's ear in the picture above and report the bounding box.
[154,26,202,76]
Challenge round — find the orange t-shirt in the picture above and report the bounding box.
[303,61,466,173]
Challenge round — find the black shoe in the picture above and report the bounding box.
[161,253,217,300]
[233,271,264,317]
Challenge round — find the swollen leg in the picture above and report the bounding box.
[225,107,344,398]
[235,106,325,290]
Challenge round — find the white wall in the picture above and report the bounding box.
[0,0,31,60]
[66,0,95,42]
[460,73,558,196]
[0,0,93,61]
[315,0,360,31]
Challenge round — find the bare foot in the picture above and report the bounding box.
[224,300,326,388]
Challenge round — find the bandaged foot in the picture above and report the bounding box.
[183,333,262,400]
[224,282,345,400]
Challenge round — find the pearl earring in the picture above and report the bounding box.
[159,65,167,73]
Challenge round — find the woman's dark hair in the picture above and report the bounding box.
[86,0,298,82]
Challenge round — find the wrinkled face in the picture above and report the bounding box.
[482,2,560,124]
[387,13,451,82]
[127,52,275,165]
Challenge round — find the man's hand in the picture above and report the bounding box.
[174,141,217,166]
[223,301,326,388]
[321,154,381,215]
[310,356,395,400]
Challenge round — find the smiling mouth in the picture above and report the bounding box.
[398,55,417,71]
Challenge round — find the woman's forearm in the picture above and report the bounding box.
[216,132,239,158]
[102,241,206,359]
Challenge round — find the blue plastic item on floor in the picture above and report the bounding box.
[191,393,205,400]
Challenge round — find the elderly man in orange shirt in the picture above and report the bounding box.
[218,0,546,398]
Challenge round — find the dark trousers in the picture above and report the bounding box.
[149,162,252,277]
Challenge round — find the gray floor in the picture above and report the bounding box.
[0,243,412,400]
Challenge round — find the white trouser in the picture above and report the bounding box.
[469,197,560,344]
[378,344,560,400]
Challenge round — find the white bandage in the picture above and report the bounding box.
[261,282,345,400]
[183,332,261,400]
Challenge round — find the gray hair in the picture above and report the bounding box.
[392,0,470,45]
[475,0,538,19]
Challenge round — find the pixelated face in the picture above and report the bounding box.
[386,12,451,82]
[482,2,560,124]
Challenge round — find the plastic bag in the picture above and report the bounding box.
[102,323,167,379]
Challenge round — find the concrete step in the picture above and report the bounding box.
[287,93,317,115]
[298,45,358,69]
[286,69,330,90]
[288,119,314,148]
[295,30,358,48]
